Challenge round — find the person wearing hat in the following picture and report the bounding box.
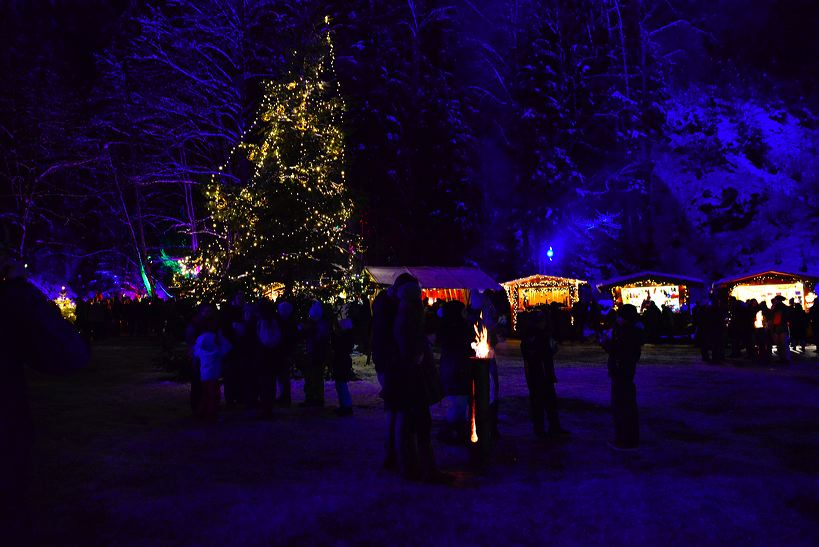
[601,304,644,450]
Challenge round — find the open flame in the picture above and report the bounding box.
[470,382,478,443]
[469,321,492,444]
[471,323,492,359]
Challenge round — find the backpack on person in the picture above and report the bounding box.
[257,317,281,348]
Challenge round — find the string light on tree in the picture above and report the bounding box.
[189,16,364,301]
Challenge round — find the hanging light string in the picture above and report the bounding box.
[190,16,363,301]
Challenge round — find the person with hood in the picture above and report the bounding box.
[193,307,232,422]
[186,304,218,414]
[601,304,644,450]
[331,316,356,416]
[1,258,89,542]
[300,300,330,407]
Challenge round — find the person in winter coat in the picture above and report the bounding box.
[770,296,791,363]
[300,301,330,407]
[255,299,281,419]
[753,300,771,364]
[810,299,819,354]
[275,300,297,407]
[221,293,246,407]
[331,317,356,416]
[601,304,644,450]
[520,308,570,439]
[390,276,450,483]
[436,300,472,443]
[193,311,232,422]
[371,281,404,470]
[788,298,807,354]
[1,260,89,543]
[698,297,726,363]
[186,304,218,414]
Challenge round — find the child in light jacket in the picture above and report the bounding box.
[193,315,232,422]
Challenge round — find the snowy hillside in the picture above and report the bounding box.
[655,87,819,279]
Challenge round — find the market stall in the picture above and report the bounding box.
[501,274,588,330]
[597,271,704,311]
[713,270,818,311]
[364,266,501,305]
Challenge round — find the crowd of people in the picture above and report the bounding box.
[8,255,819,538]
[693,294,819,364]
[184,295,369,421]
[86,281,819,478]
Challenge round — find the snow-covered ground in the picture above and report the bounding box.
[28,339,819,545]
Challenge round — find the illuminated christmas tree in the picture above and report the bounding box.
[193,17,363,301]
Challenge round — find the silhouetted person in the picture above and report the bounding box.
[810,300,819,353]
[371,279,406,471]
[727,296,744,357]
[642,300,662,343]
[331,317,355,416]
[186,304,218,415]
[754,301,771,364]
[255,299,281,419]
[221,294,245,406]
[436,300,472,443]
[788,299,807,353]
[300,301,330,407]
[602,304,644,450]
[390,277,449,483]
[275,301,297,407]
[770,296,790,364]
[192,311,231,422]
[1,261,89,542]
[520,308,569,439]
[699,298,726,363]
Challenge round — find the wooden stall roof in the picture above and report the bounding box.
[365,266,502,291]
[713,270,819,288]
[501,274,588,288]
[596,271,705,291]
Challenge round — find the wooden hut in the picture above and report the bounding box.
[501,275,588,330]
[713,270,818,311]
[364,266,501,305]
[597,271,704,311]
